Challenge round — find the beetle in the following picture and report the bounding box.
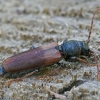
[0,8,99,84]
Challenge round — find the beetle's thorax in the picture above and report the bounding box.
[57,39,90,59]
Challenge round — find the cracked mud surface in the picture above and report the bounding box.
[0,0,100,100]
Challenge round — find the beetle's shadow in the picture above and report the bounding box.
[3,65,56,79]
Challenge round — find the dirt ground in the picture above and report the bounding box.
[0,0,100,100]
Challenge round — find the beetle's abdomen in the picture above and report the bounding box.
[3,42,62,73]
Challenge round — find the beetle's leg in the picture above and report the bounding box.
[72,57,97,66]
[36,63,63,80]
[47,62,64,76]
[5,70,38,85]
[90,52,100,80]
[76,57,100,80]
[30,45,35,49]
[36,67,61,80]
[63,38,68,43]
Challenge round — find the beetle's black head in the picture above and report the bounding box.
[78,41,90,56]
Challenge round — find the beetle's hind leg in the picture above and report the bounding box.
[5,70,38,85]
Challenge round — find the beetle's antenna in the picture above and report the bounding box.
[87,8,100,43]
[91,52,100,80]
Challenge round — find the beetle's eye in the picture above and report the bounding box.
[85,49,90,56]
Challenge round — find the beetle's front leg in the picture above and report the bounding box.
[70,57,97,66]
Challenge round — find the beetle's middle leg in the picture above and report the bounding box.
[36,62,64,80]
[47,62,64,76]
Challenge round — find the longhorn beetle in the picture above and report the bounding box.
[0,8,100,85]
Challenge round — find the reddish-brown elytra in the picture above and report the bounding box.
[3,42,62,73]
